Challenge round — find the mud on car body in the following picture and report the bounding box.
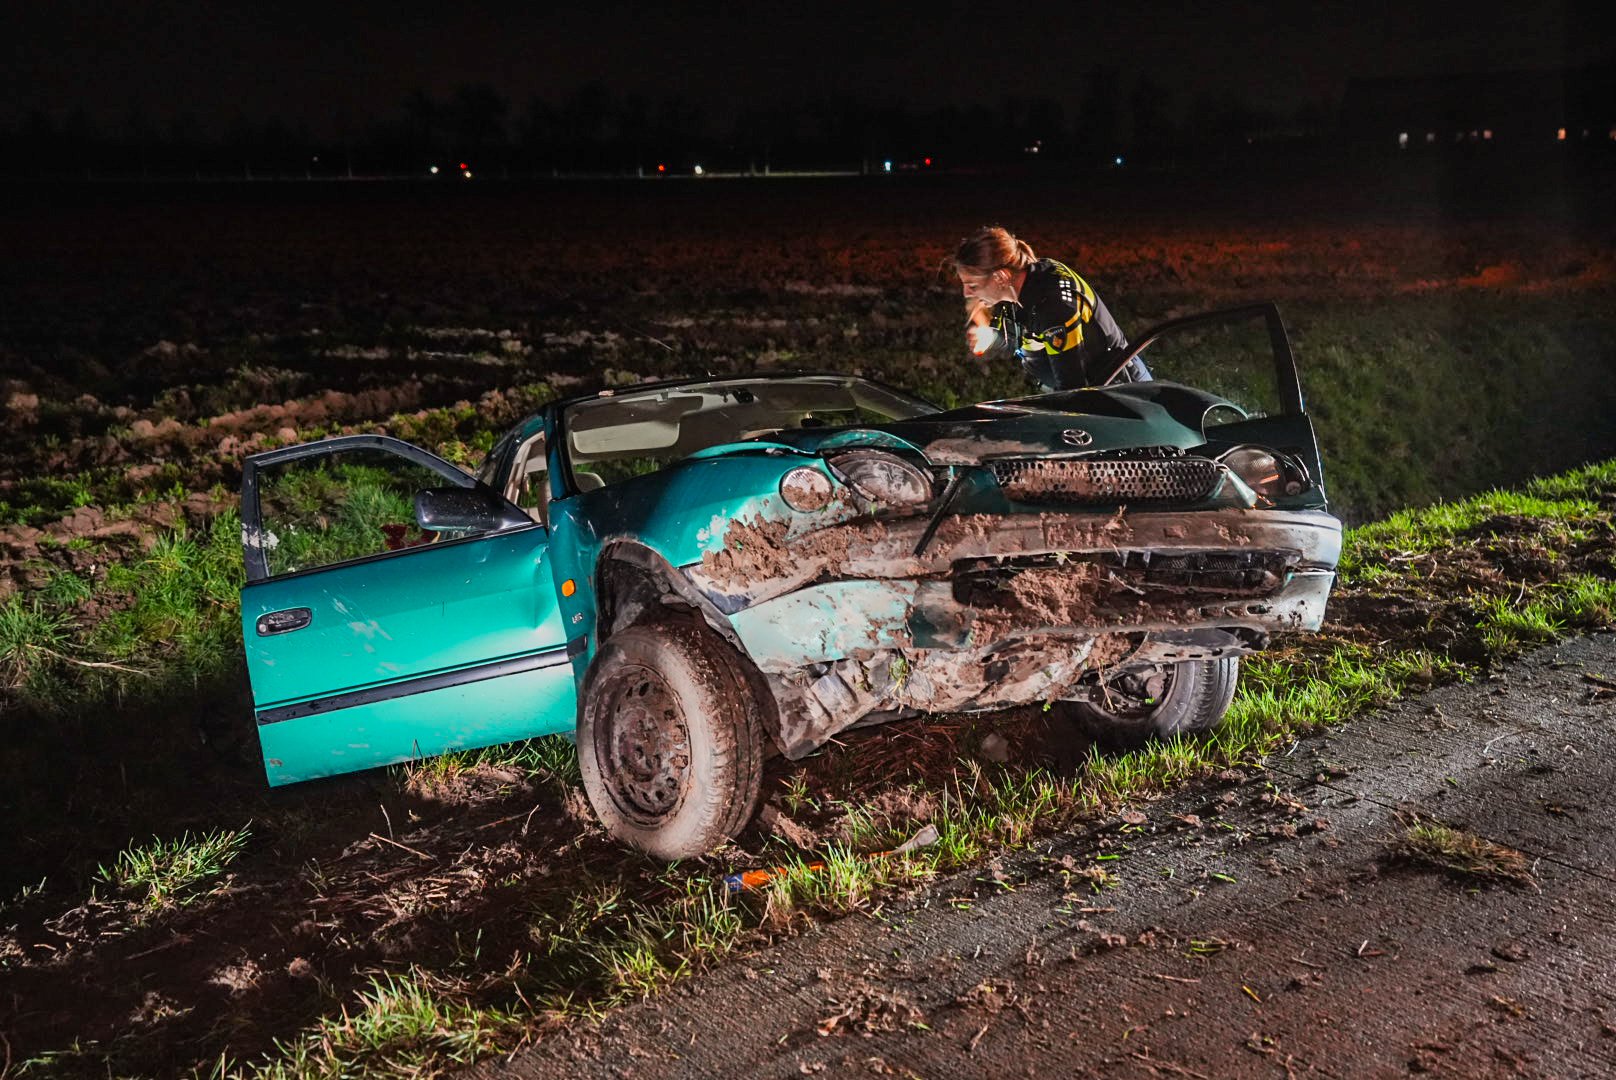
[239,303,1340,858]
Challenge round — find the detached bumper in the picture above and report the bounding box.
[687,508,1341,673]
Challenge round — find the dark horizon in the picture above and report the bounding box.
[8,1,1615,142]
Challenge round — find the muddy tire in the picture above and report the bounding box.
[577,620,764,859]
[1067,658,1240,746]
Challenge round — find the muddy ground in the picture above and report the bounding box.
[481,633,1616,1080]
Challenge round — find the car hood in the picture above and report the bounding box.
[758,384,1221,465]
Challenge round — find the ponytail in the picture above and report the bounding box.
[954,226,1036,275]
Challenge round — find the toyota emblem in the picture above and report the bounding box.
[1060,428,1094,447]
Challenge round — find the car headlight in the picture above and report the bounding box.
[780,466,835,512]
[828,450,932,507]
[1219,445,1308,500]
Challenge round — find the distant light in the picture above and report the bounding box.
[1609,128,1616,141]
[693,164,703,175]
[1397,132,1409,149]
[429,165,439,174]
[923,157,932,166]
[1425,132,1436,143]
[1114,155,1124,166]
[657,163,666,172]
[1557,128,1567,141]
[460,162,468,170]
[1483,129,1493,140]
[463,169,472,179]
[883,159,892,172]
[311,155,319,163]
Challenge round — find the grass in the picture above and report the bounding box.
[0,597,75,689]
[399,734,582,795]
[1338,460,1616,581]
[227,970,524,1080]
[1389,818,1536,887]
[96,826,252,910]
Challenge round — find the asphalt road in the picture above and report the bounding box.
[474,634,1616,1079]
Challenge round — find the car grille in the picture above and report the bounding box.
[991,457,1219,505]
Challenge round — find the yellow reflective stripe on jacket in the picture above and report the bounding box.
[1041,261,1096,354]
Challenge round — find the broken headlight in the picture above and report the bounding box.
[1219,446,1308,500]
[828,450,932,507]
[780,466,835,511]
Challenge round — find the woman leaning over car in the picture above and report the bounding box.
[953,225,1147,391]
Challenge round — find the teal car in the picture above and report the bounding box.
[240,303,1341,858]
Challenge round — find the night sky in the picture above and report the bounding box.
[6,0,1615,137]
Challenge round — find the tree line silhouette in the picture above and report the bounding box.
[1,75,1326,180]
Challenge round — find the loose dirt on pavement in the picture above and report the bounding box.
[477,633,1616,1080]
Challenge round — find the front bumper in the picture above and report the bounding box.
[687,507,1341,673]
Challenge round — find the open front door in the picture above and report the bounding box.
[240,435,576,785]
[1109,303,1328,504]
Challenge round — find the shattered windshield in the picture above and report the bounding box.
[563,376,936,489]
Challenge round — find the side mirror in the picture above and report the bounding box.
[414,485,532,533]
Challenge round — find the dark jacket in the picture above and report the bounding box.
[980,259,1135,390]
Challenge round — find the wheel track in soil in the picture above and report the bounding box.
[474,633,1616,1080]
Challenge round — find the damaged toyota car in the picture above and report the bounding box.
[239,303,1340,858]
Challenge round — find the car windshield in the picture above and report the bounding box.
[563,376,936,489]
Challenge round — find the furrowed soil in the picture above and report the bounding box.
[484,632,1616,1080]
[1,160,1614,1077]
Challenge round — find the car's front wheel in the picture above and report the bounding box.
[577,619,764,859]
[1065,658,1240,746]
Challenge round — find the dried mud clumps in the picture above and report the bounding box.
[699,514,894,597]
[701,517,793,586]
[0,493,234,601]
[779,469,833,512]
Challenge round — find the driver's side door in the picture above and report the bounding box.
[239,435,575,785]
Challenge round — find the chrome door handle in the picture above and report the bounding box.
[257,608,312,635]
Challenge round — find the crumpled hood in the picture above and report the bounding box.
[762,384,1219,465]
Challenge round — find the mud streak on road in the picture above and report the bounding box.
[479,634,1616,1079]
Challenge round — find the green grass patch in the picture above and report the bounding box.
[399,734,581,795]
[96,825,251,910]
[92,517,244,671]
[1388,818,1536,887]
[228,969,524,1080]
[0,597,75,690]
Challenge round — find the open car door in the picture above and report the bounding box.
[1105,302,1327,503]
[239,434,575,785]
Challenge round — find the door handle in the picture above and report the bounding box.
[257,608,312,636]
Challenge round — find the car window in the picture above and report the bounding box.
[506,431,549,525]
[255,447,486,577]
[1126,312,1286,424]
[563,377,934,490]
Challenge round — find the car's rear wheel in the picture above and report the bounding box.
[577,619,764,859]
[1066,658,1240,745]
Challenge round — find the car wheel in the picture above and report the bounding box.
[1066,658,1240,746]
[577,619,764,859]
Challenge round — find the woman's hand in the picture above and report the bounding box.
[965,302,996,356]
[967,324,998,356]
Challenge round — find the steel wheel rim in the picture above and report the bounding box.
[597,663,692,821]
[1088,665,1176,723]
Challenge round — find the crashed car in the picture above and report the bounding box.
[239,303,1340,858]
